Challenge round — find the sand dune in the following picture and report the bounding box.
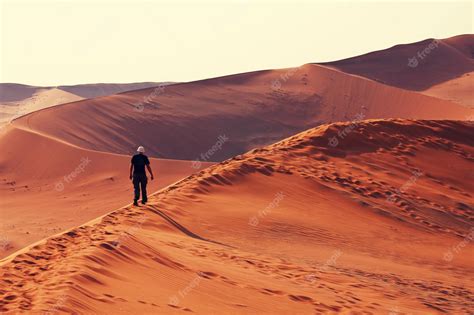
[0,82,168,103]
[58,82,173,99]
[0,82,172,128]
[423,73,474,108]
[11,63,472,161]
[0,125,212,259]
[322,35,473,91]
[323,35,474,107]
[1,119,472,314]
[0,88,84,127]
[0,84,40,103]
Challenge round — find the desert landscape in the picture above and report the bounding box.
[0,1,473,314]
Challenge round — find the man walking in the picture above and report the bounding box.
[130,146,154,206]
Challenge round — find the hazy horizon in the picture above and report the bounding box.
[0,0,472,86]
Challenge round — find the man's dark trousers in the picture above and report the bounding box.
[133,173,148,202]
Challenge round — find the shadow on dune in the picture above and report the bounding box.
[146,205,233,248]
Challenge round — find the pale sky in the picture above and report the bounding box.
[0,0,472,86]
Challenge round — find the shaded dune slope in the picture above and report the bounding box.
[322,34,474,92]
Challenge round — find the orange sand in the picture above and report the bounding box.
[0,125,212,258]
[1,120,472,314]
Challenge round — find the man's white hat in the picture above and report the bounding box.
[137,146,145,153]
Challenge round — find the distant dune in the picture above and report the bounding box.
[322,34,474,106]
[1,119,472,314]
[0,82,168,103]
[10,63,472,161]
[423,73,474,108]
[58,82,173,99]
[0,82,171,127]
[0,84,40,103]
[0,88,84,127]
